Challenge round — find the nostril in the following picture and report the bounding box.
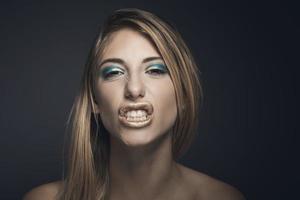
[124,78,145,99]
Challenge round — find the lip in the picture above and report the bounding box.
[119,102,154,116]
[118,102,154,128]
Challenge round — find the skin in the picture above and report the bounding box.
[94,28,177,149]
[23,28,245,200]
[95,28,179,200]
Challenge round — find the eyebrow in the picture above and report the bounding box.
[99,56,163,68]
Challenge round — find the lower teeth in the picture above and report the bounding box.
[126,116,147,122]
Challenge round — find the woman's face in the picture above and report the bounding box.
[94,28,177,147]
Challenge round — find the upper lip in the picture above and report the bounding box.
[119,102,153,116]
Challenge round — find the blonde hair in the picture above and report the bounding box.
[60,8,202,200]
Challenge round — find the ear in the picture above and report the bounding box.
[93,104,101,114]
[92,98,101,114]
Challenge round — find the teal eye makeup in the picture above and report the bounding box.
[146,63,168,75]
[99,66,124,79]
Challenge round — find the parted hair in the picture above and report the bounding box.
[60,8,202,200]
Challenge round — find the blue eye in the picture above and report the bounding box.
[146,64,168,76]
[100,66,124,79]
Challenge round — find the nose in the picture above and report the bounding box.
[124,73,145,100]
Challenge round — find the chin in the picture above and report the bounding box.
[115,128,171,150]
[118,131,157,147]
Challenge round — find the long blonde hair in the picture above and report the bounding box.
[60,8,202,200]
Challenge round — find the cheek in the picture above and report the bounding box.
[154,80,178,126]
[95,84,123,131]
[96,82,122,110]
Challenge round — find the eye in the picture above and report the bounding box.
[147,68,166,75]
[105,70,123,79]
[100,66,124,80]
[146,64,168,76]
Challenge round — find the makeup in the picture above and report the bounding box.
[99,65,124,79]
[94,28,177,146]
[99,63,168,80]
[146,63,168,75]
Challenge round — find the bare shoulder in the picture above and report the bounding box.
[177,164,246,200]
[23,181,63,200]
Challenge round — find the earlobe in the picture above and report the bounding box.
[95,105,101,114]
[92,94,101,114]
[94,107,101,114]
[92,101,101,114]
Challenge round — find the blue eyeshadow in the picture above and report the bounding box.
[99,66,121,78]
[148,64,168,71]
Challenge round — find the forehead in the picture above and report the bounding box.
[101,28,161,61]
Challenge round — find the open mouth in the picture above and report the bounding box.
[118,102,153,128]
[119,111,153,128]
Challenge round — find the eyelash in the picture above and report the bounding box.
[101,65,168,80]
[103,69,124,79]
[146,67,167,76]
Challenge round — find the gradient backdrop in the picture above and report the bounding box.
[0,1,298,199]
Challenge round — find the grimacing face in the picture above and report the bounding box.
[93,28,177,147]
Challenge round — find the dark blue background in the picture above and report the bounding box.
[0,1,298,199]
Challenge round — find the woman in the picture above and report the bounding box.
[24,8,245,200]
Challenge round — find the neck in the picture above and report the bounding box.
[108,133,180,199]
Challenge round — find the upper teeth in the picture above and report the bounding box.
[125,110,147,117]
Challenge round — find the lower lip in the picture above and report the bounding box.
[119,114,153,128]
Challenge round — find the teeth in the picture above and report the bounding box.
[124,110,148,122]
[126,116,147,122]
[125,110,147,118]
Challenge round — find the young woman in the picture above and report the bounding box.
[24,8,245,200]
